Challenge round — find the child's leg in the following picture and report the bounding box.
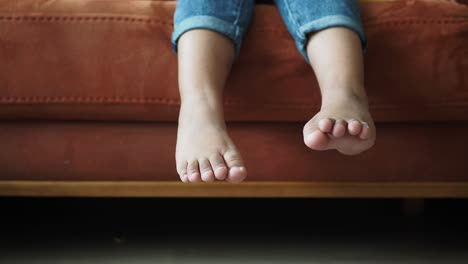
[274,0,375,155]
[304,27,375,155]
[172,0,254,183]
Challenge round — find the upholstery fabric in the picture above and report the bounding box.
[0,0,467,184]
[0,0,466,122]
[1,121,467,182]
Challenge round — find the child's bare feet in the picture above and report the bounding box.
[303,91,376,155]
[176,99,247,183]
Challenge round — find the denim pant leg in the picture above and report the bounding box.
[172,0,255,56]
[273,0,367,63]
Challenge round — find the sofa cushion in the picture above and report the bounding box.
[0,0,467,122]
[1,121,468,182]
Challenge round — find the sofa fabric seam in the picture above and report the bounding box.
[0,15,465,26]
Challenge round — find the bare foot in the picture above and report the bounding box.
[303,91,376,155]
[176,99,247,183]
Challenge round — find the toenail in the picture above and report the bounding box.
[202,172,214,181]
[362,122,370,128]
[189,173,200,181]
[230,166,244,171]
[215,166,227,172]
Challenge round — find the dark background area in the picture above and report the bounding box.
[1,198,467,262]
[1,198,467,239]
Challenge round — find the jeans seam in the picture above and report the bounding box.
[282,0,305,41]
[171,16,239,54]
[232,0,245,41]
[298,15,367,50]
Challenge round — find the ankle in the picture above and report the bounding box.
[182,96,223,111]
[179,97,225,123]
[180,85,224,105]
[321,88,368,108]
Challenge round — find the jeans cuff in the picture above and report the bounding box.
[296,15,367,64]
[172,16,241,56]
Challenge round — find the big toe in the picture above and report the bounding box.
[223,151,247,183]
[304,130,330,151]
[227,166,247,183]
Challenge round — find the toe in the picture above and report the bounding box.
[223,150,247,183]
[318,118,335,133]
[359,122,371,140]
[209,154,228,181]
[187,160,201,183]
[177,160,188,183]
[304,130,330,150]
[182,173,189,183]
[347,119,363,136]
[332,119,347,138]
[199,158,215,182]
[227,166,247,183]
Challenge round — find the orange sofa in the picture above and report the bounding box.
[0,0,467,198]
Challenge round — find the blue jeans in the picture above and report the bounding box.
[172,0,366,63]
